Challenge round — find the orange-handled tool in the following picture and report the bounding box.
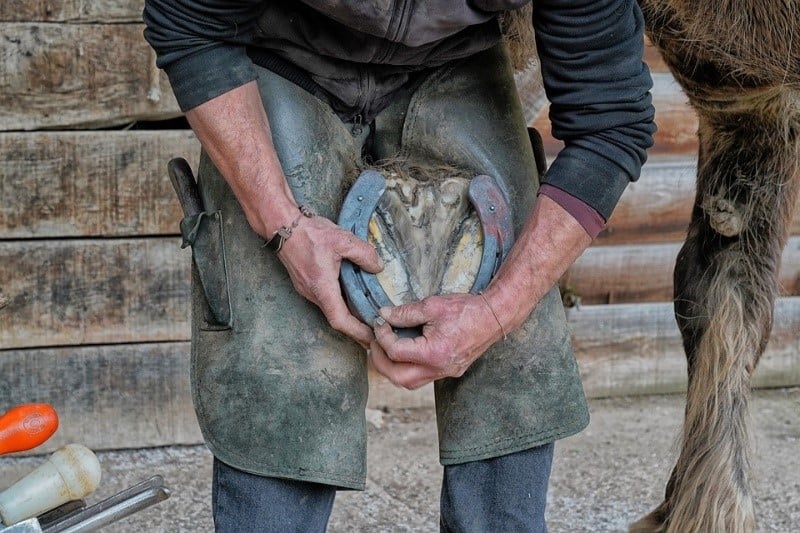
[0,403,59,456]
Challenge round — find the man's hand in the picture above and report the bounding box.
[277,215,383,347]
[368,293,504,389]
[369,193,594,389]
[185,81,383,347]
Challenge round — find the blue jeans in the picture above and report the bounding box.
[212,443,554,532]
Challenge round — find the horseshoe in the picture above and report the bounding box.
[338,169,515,336]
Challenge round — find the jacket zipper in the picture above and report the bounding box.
[375,0,410,64]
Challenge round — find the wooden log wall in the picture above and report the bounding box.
[1,6,798,451]
[0,2,202,452]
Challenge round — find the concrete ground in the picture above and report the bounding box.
[1,388,798,532]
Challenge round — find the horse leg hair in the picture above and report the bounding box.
[631,93,800,532]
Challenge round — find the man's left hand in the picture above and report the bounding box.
[369,293,504,389]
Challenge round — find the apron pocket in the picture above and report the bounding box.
[180,211,233,329]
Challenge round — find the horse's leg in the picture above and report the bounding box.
[631,94,800,532]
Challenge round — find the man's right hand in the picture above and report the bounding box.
[276,213,384,348]
[184,81,382,348]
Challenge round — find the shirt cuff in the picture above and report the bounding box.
[538,183,606,239]
[164,45,258,112]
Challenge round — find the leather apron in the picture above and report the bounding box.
[186,44,589,489]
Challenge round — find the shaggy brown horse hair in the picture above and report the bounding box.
[501,1,799,531]
[629,1,800,531]
[499,2,800,529]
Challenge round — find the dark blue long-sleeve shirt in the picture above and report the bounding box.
[143,0,655,220]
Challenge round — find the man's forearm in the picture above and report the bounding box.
[184,81,299,238]
[482,194,592,332]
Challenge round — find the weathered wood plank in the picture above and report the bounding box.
[0,133,692,244]
[2,223,796,351]
[531,73,699,157]
[563,237,800,305]
[3,298,796,451]
[0,0,142,23]
[0,238,190,350]
[0,23,180,130]
[567,297,800,398]
[0,131,199,238]
[0,342,201,452]
[0,20,668,128]
[3,139,796,244]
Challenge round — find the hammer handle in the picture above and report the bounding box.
[0,404,58,456]
[167,158,203,217]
